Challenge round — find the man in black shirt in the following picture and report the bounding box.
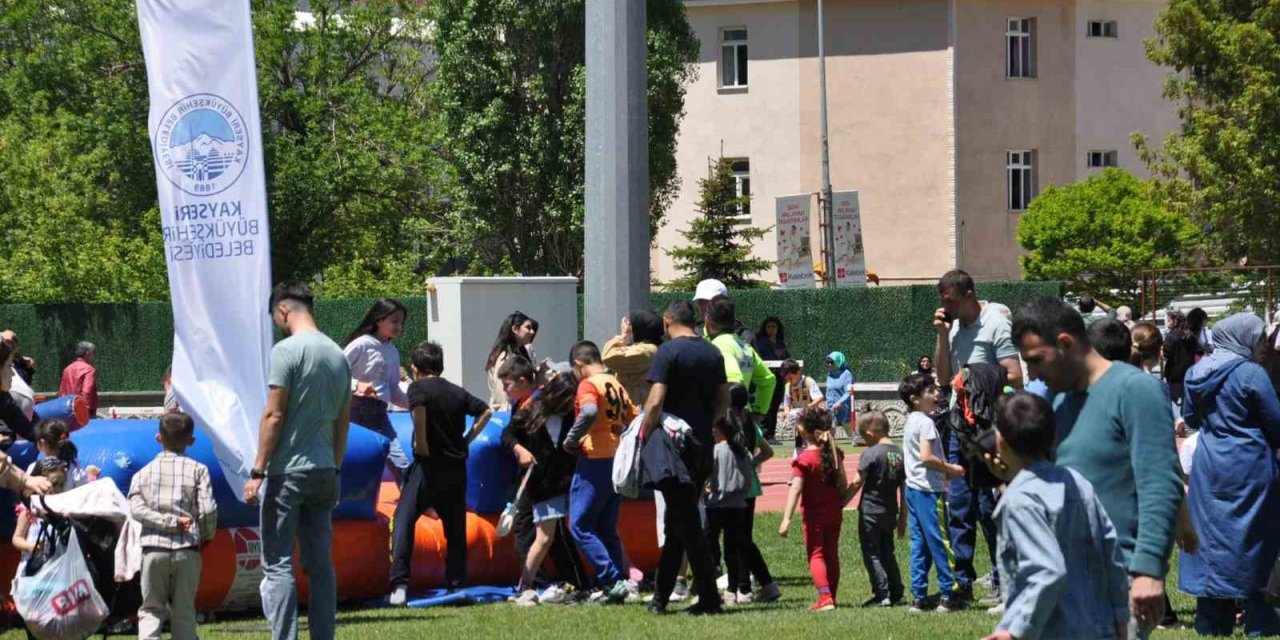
[389,342,492,605]
[640,300,728,615]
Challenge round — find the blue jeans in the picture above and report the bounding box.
[947,432,999,590]
[906,487,955,601]
[260,469,338,640]
[569,457,625,587]
[1195,594,1280,637]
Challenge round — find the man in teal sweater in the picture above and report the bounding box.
[1011,297,1182,640]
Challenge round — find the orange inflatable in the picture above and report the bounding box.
[375,481,661,591]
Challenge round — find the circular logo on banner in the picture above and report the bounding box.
[232,528,262,571]
[154,94,249,197]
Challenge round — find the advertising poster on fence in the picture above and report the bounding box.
[775,194,815,289]
[136,0,273,498]
[832,190,867,287]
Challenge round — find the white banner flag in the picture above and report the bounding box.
[137,0,272,498]
[774,194,815,289]
[832,191,867,287]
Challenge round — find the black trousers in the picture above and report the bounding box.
[858,513,903,601]
[705,507,750,594]
[390,460,467,588]
[654,482,720,607]
[513,488,586,589]
[707,499,775,592]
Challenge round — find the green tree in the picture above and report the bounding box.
[1138,0,1280,265]
[667,158,772,291]
[427,0,699,277]
[1017,169,1199,305]
[0,0,447,302]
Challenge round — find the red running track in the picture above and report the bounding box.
[753,451,862,512]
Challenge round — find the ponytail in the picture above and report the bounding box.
[34,419,78,466]
[799,405,843,487]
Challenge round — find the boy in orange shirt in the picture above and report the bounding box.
[565,341,636,602]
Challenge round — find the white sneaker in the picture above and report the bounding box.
[717,574,730,591]
[389,586,407,607]
[540,584,567,604]
[623,579,642,603]
[987,602,1005,616]
[736,591,754,605]
[671,579,689,602]
[588,590,608,604]
[515,589,539,607]
[722,591,737,606]
[756,582,782,603]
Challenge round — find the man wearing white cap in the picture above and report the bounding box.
[693,279,756,345]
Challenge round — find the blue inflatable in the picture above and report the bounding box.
[33,395,89,429]
[386,411,516,514]
[405,586,515,608]
[69,419,390,528]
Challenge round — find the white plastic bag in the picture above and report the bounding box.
[612,415,644,498]
[15,528,109,640]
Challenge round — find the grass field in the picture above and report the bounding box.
[3,511,1215,640]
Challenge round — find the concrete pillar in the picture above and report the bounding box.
[584,0,650,344]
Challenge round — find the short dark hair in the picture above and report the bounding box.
[270,282,314,312]
[728,383,750,411]
[497,355,535,383]
[707,296,736,333]
[780,358,802,377]
[571,340,602,366]
[629,309,664,345]
[159,412,195,450]
[857,410,890,437]
[411,341,444,375]
[1088,319,1131,363]
[898,372,935,407]
[664,299,698,329]
[1078,295,1097,314]
[937,269,975,296]
[1013,297,1088,346]
[995,392,1056,460]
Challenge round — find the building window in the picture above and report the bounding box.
[1007,150,1037,211]
[1006,18,1036,78]
[721,28,748,88]
[1087,150,1118,168]
[1087,20,1118,38]
[730,159,751,218]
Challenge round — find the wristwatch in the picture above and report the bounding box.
[250,469,267,480]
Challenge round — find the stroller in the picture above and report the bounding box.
[17,480,142,639]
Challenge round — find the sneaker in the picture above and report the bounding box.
[936,596,962,613]
[605,580,629,604]
[722,591,737,606]
[987,602,1005,616]
[671,579,689,602]
[717,573,729,591]
[388,586,407,607]
[515,589,539,607]
[860,595,890,608]
[588,590,607,604]
[539,584,567,605]
[756,582,782,603]
[978,589,1002,607]
[909,598,930,613]
[809,594,836,612]
[954,583,975,603]
[647,600,668,615]
[623,579,643,603]
[975,571,994,589]
[735,591,754,605]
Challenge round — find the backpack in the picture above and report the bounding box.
[612,415,644,498]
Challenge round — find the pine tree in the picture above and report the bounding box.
[667,158,772,290]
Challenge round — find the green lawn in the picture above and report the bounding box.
[5,512,1220,639]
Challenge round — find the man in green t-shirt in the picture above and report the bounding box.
[1012,297,1183,640]
[243,282,351,640]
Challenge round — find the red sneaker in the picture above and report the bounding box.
[809,594,836,612]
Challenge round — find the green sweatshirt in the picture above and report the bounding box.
[1053,361,1183,579]
[710,333,777,416]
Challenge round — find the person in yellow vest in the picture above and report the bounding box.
[564,341,637,603]
[706,297,776,421]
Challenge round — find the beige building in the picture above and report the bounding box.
[653,0,1179,284]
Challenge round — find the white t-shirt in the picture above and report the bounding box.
[903,411,946,493]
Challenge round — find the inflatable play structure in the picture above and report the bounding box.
[0,412,660,612]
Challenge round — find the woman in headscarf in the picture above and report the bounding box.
[1180,313,1280,636]
[824,351,855,432]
